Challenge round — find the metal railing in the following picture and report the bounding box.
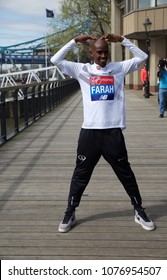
[0,66,65,88]
[0,79,79,145]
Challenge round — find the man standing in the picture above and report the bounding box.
[140,63,150,93]
[157,59,167,117]
[51,33,155,233]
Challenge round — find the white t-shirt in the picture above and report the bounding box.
[51,38,147,129]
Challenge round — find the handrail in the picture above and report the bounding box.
[0,66,65,88]
[0,79,80,145]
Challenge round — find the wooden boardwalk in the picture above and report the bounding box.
[0,89,167,260]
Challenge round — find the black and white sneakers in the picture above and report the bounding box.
[135,207,155,231]
[58,211,76,233]
[58,207,155,232]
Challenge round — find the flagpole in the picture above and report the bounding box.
[45,8,54,80]
[45,33,48,79]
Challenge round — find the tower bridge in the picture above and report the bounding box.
[0,19,91,67]
[0,53,51,65]
[0,32,66,89]
[0,20,91,88]
[0,33,56,66]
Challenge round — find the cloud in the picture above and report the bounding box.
[0,0,62,46]
[1,0,62,17]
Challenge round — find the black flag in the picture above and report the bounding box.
[46,9,54,18]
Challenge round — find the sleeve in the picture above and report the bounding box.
[50,39,82,79]
[120,38,148,75]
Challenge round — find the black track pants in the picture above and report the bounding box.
[67,128,142,211]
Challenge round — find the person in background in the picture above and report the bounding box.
[157,58,167,118]
[51,33,155,233]
[140,63,150,93]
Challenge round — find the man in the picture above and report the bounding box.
[140,63,150,94]
[51,33,155,233]
[157,58,167,118]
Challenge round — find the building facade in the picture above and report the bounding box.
[111,0,167,91]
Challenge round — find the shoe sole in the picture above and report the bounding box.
[58,219,76,233]
[135,216,155,231]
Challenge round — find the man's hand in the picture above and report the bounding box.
[100,34,124,43]
[74,35,97,46]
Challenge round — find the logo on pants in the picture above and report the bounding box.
[78,155,86,161]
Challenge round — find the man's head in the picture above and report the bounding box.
[90,39,109,67]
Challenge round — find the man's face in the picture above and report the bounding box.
[91,39,109,67]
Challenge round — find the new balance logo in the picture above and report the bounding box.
[99,94,108,100]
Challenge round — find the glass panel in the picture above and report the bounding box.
[157,0,167,5]
[138,0,156,8]
[126,0,134,13]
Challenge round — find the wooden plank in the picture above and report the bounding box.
[0,90,167,260]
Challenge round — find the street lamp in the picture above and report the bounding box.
[143,17,152,98]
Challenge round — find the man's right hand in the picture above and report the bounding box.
[74,35,97,46]
[100,34,124,43]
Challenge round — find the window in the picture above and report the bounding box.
[125,0,167,14]
[157,0,167,5]
[126,0,134,13]
[138,0,167,8]
[138,0,155,8]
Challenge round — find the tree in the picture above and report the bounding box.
[61,0,111,36]
[49,0,111,62]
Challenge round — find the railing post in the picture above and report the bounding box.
[47,83,51,110]
[13,88,19,133]
[37,85,42,117]
[23,86,29,127]
[31,85,36,120]
[43,84,47,113]
[0,91,7,143]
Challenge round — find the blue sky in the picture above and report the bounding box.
[0,0,62,47]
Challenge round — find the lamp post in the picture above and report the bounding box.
[143,17,152,98]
